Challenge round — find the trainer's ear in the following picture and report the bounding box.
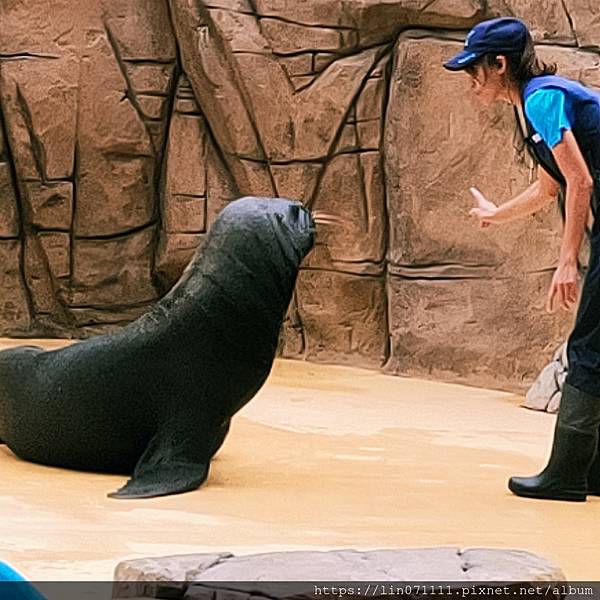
[494,55,508,75]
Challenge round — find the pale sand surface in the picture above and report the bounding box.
[0,338,598,580]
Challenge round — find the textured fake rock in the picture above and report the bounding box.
[0,57,78,181]
[562,0,600,49]
[253,0,486,49]
[170,0,385,168]
[70,227,157,307]
[386,274,570,392]
[162,76,208,235]
[0,241,31,334]
[0,0,177,335]
[0,163,18,237]
[292,270,388,368]
[113,549,564,600]
[524,343,568,413]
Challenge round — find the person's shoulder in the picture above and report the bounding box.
[524,74,569,94]
[524,87,571,148]
[524,88,565,116]
[524,78,570,119]
[524,74,595,100]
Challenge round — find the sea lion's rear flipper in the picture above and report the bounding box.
[108,425,211,499]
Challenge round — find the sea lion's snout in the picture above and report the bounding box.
[298,205,315,231]
[288,203,312,228]
[282,203,315,234]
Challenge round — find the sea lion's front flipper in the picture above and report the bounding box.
[108,461,209,499]
[108,426,211,499]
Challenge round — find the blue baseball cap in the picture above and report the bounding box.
[444,17,529,71]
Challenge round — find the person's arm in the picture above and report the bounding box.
[546,129,593,312]
[469,166,559,226]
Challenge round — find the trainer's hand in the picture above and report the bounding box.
[546,258,579,313]
[469,187,499,228]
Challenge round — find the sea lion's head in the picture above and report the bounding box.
[163,196,339,352]
[208,197,317,271]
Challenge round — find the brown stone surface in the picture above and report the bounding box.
[293,270,388,368]
[38,231,70,284]
[306,151,386,270]
[22,235,69,319]
[70,226,157,307]
[0,163,18,237]
[0,57,78,181]
[0,240,30,333]
[163,107,207,231]
[112,549,564,599]
[75,42,158,237]
[563,0,600,49]
[386,273,571,391]
[0,2,598,389]
[25,181,73,230]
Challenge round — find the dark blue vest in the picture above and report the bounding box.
[521,75,600,221]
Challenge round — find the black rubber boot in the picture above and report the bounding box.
[508,383,600,502]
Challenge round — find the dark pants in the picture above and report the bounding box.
[566,218,600,398]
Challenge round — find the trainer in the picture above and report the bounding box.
[443,17,600,502]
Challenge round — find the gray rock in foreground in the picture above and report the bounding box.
[523,343,568,414]
[113,548,565,599]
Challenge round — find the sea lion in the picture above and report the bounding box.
[0,197,315,499]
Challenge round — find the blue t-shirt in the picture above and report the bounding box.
[524,88,572,148]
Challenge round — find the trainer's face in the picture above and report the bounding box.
[466,58,509,107]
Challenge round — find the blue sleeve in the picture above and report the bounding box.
[524,88,571,148]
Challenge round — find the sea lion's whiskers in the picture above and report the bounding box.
[312,211,342,226]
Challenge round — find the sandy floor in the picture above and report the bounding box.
[0,338,599,581]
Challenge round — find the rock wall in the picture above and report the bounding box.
[0,0,597,391]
